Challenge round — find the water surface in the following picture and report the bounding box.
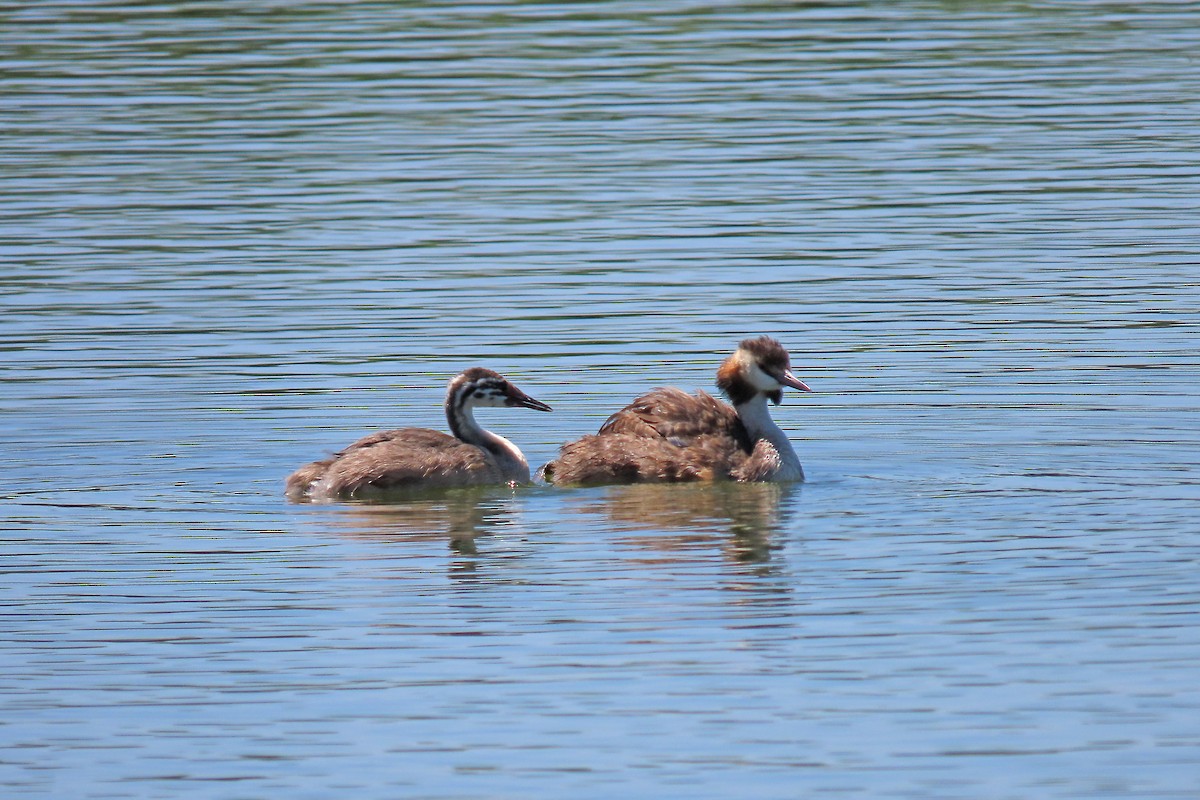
[3,2,1199,797]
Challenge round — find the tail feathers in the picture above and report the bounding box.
[285,459,331,500]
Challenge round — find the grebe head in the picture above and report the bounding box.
[716,336,812,406]
[448,368,552,412]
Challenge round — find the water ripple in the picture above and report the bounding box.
[3,2,1200,798]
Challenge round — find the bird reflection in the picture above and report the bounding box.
[294,482,797,570]
[306,486,516,555]
[566,481,794,565]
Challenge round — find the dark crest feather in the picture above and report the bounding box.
[739,336,790,374]
[717,370,757,406]
[455,367,505,386]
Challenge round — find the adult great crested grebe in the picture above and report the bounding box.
[287,368,551,501]
[540,336,811,485]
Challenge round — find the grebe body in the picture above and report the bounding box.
[541,337,810,485]
[287,368,551,501]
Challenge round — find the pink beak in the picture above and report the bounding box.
[780,369,812,393]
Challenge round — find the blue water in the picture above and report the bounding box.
[3,2,1199,797]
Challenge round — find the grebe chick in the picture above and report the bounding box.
[540,336,811,485]
[287,368,551,501]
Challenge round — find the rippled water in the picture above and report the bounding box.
[3,2,1200,797]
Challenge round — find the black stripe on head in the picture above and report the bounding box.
[446,367,506,440]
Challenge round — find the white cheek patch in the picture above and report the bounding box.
[747,362,781,392]
[480,390,508,407]
[460,385,505,408]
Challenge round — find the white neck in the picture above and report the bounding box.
[735,394,803,481]
[452,406,531,483]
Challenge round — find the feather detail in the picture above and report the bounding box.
[286,428,508,500]
[596,388,751,449]
[542,390,759,485]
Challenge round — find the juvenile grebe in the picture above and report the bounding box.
[286,368,551,501]
[540,336,811,485]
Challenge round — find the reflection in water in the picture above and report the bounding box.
[296,481,797,567]
[303,486,519,555]
[567,482,796,565]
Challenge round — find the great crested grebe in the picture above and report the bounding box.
[286,368,551,501]
[540,336,811,485]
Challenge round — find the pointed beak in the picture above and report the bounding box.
[780,369,812,393]
[506,385,553,412]
[519,396,553,412]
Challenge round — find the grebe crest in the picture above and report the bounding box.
[716,336,811,407]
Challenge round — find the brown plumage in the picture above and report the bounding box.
[286,368,551,501]
[541,337,811,486]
